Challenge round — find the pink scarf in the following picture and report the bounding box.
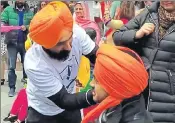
[74,2,90,20]
[1,26,21,32]
[75,2,101,45]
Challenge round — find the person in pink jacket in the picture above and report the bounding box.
[3,88,28,123]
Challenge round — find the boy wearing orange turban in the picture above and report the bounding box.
[82,44,153,123]
[25,1,99,123]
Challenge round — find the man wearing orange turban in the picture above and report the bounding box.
[24,1,99,123]
[82,44,153,123]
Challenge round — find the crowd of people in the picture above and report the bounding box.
[1,0,175,123]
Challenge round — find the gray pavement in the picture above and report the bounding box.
[1,71,24,123]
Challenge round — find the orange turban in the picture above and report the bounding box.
[82,44,148,123]
[29,1,73,49]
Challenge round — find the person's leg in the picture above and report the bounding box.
[10,89,26,116]
[26,107,57,123]
[18,43,27,83]
[5,53,9,82]
[17,104,28,122]
[7,45,17,97]
[3,89,25,122]
[68,110,81,123]
[1,55,5,85]
[56,110,81,123]
[16,89,28,122]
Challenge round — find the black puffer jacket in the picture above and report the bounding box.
[113,2,175,123]
[96,94,153,123]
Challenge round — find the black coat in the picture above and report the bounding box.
[113,2,175,123]
[96,94,153,123]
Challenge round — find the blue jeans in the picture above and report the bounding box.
[7,44,27,89]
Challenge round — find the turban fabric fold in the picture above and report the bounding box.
[29,1,73,49]
[82,44,148,123]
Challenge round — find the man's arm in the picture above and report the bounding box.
[26,68,96,111]
[22,11,34,31]
[112,12,144,46]
[77,25,99,64]
[1,7,9,25]
[85,44,98,64]
[48,87,95,110]
[25,11,34,30]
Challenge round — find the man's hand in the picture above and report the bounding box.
[76,79,83,87]
[99,40,106,47]
[21,25,26,31]
[135,23,155,39]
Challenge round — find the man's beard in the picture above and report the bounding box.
[43,47,70,61]
[16,2,24,9]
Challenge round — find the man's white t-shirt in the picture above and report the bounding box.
[24,24,95,116]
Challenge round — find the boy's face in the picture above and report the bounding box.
[90,77,108,103]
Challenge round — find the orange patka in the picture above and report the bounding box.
[82,44,148,123]
[29,1,73,49]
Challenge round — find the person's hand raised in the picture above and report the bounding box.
[103,8,111,24]
[135,23,155,39]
